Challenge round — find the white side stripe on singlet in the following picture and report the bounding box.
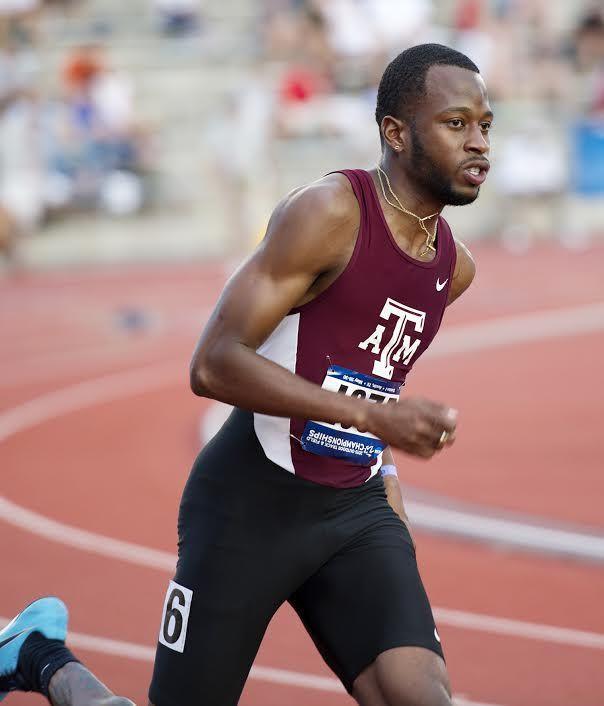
[253,313,300,473]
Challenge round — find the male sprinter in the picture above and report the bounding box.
[1,44,491,706]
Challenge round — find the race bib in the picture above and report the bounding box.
[301,365,401,465]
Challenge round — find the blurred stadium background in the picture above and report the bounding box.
[0,0,603,263]
[2,1,604,706]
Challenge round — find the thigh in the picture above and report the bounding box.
[149,569,274,706]
[148,498,282,706]
[290,513,444,695]
[149,409,332,706]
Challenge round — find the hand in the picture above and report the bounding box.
[365,398,457,459]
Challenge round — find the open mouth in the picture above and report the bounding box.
[462,164,489,186]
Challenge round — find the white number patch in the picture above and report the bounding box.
[158,580,193,653]
[301,364,401,468]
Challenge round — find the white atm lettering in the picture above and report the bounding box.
[392,335,421,365]
[358,298,425,380]
[358,324,385,354]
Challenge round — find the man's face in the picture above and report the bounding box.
[406,65,493,206]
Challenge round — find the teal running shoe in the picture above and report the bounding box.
[0,597,68,701]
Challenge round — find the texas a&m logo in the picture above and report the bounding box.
[358,298,426,380]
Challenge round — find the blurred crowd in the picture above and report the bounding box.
[260,1,604,169]
[0,0,199,258]
[1,0,603,260]
[263,1,604,122]
[211,0,604,249]
[264,0,604,248]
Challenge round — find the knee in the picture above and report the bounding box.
[355,671,451,706]
[355,649,452,706]
[380,674,452,706]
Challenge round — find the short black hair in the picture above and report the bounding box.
[375,44,480,129]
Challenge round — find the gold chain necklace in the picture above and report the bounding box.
[376,165,439,257]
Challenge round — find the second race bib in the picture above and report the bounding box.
[300,365,401,465]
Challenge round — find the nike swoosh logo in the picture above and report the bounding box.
[0,628,33,650]
[436,278,448,292]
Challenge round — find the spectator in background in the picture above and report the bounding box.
[566,8,604,236]
[62,42,103,93]
[153,0,203,37]
[204,64,276,258]
[44,44,149,216]
[0,0,39,48]
[272,2,366,137]
[0,6,42,264]
[269,1,438,150]
[276,3,333,135]
[366,0,433,55]
[452,0,497,92]
[571,9,604,116]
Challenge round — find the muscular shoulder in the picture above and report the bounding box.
[260,172,360,276]
[447,239,476,306]
[271,173,358,239]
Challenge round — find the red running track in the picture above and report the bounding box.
[1,243,603,706]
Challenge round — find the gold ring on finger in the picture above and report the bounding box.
[439,430,449,447]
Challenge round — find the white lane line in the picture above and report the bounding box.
[3,300,602,390]
[0,344,162,389]
[0,310,207,389]
[0,617,502,706]
[429,301,604,357]
[3,481,604,655]
[407,500,604,562]
[249,665,343,693]
[0,361,181,442]
[433,609,604,650]
[200,414,604,562]
[0,496,176,571]
[2,496,604,650]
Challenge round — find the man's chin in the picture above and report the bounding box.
[446,186,480,206]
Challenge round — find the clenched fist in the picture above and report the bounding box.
[365,397,458,459]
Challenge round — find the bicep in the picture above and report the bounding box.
[195,176,357,355]
[201,251,317,352]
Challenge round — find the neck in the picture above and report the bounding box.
[375,153,443,258]
[379,151,443,219]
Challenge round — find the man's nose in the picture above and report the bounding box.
[465,125,489,154]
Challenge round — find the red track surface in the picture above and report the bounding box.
[1,244,603,706]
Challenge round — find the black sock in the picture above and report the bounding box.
[17,631,80,697]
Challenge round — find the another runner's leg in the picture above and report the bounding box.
[0,597,134,706]
[48,662,134,706]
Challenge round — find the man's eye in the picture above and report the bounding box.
[481,122,493,132]
[448,119,464,128]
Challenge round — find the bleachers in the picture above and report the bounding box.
[14,0,604,268]
[27,0,266,262]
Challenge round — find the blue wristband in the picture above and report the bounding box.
[380,464,398,477]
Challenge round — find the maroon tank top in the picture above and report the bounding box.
[253,169,457,488]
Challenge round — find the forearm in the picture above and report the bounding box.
[191,339,372,430]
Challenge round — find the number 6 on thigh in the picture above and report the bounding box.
[158,580,193,653]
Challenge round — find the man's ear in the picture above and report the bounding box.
[380,115,409,153]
